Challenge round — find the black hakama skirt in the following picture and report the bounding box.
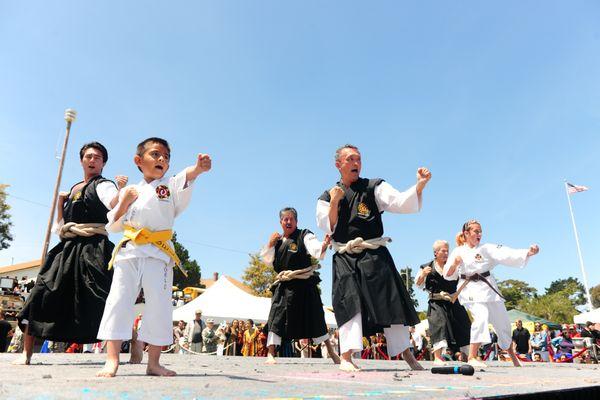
[427,299,471,349]
[267,276,328,340]
[18,235,114,343]
[332,246,420,336]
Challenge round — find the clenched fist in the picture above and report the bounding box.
[268,232,281,248]
[329,186,345,204]
[416,167,431,194]
[197,154,212,173]
[122,187,138,206]
[527,244,540,257]
[115,175,128,190]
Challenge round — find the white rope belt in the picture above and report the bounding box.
[59,222,108,239]
[331,236,391,254]
[272,264,320,286]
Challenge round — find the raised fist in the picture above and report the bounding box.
[115,175,128,190]
[422,266,432,276]
[417,167,431,185]
[58,191,70,204]
[268,232,281,248]
[122,187,138,205]
[528,244,540,257]
[329,186,345,204]
[197,154,212,173]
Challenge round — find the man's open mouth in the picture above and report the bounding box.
[351,168,359,173]
[155,165,164,170]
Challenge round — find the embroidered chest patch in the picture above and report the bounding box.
[72,191,82,201]
[357,202,371,218]
[288,243,298,253]
[156,185,171,200]
[474,253,483,262]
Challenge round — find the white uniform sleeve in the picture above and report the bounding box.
[482,244,529,268]
[96,181,119,210]
[259,245,275,267]
[443,247,461,280]
[170,169,195,217]
[106,189,128,233]
[316,199,335,235]
[374,182,421,214]
[303,232,324,259]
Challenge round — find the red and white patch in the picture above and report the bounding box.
[156,185,171,200]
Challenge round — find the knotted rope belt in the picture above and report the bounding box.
[450,271,504,303]
[59,222,107,239]
[331,236,392,254]
[429,291,454,302]
[271,264,320,290]
[108,225,187,277]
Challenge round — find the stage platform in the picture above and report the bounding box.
[1,354,599,399]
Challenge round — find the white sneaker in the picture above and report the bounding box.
[468,359,487,368]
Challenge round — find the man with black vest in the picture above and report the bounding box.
[317,144,431,372]
[261,207,340,365]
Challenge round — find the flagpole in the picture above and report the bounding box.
[564,180,593,311]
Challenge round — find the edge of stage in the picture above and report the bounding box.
[2,354,599,399]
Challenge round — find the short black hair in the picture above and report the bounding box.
[136,137,171,157]
[80,142,108,163]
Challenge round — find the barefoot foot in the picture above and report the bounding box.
[265,354,277,365]
[146,364,176,376]
[12,354,31,365]
[339,359,361,372]
[97,360,119,377]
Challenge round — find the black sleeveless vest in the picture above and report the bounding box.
[319,178,384,243]
[273,229,313,273]
[421,261,458,294]
[63,175,115,224]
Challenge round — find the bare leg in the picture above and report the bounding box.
[97,340,122,377]
[324,339,341,364]
[129,340,144,364]
[401,348,424,370]
[265,344,277,364]
[339,350,360,372]
[12,328,34,365]
[146,345,176,376]
[507,347,522,367]
[468,343,487,368]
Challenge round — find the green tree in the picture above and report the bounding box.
[0,184,13,250]
[172,233,202,289]
[520,292,578,324]
[242,253,277,298]
[545,277,586,306]
[497,279,538,310]
[400,266,418,309]
[590,284,600,309]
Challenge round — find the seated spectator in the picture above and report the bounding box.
[532,352,543,362]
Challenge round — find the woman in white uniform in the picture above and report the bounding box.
[443,220,539,368]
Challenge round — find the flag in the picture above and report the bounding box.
[566,182,589,194]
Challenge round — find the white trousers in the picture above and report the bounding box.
[97,257,173,346]
[338,313,410,357]
[463,301,512,350]
[267,331,330,347]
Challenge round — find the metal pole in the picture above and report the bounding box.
[564,180,593,311]
[40,109,77,263]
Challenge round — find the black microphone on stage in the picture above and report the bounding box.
[431,365,475,376]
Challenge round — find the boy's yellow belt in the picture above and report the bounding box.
[108,226,187,277]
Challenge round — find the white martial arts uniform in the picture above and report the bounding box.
[260,234,330,347]
[316,182,422,356]
[443,243,529,350]
[97,169,194,346]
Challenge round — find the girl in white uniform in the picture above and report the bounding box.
[443,220,539,368]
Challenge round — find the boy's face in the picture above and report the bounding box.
[135,142,170,181]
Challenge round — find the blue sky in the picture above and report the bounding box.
[1,1,599,311]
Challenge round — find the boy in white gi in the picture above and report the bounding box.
[97,137,211,377]
[443,220,539,368]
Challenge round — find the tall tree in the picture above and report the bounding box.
[172,233,202,289]
[0,184,13,250]
[399,266,418,308]
[545,277,586,306]
[242,253,277,298]
[590,284,600,309]
[520,292,578,324]
[497,279,538,310]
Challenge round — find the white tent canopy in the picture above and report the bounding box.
[172,275,337,327]
[573,308,600,324]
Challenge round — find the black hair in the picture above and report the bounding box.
[80,142,108,163]
[136,137,171,157]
